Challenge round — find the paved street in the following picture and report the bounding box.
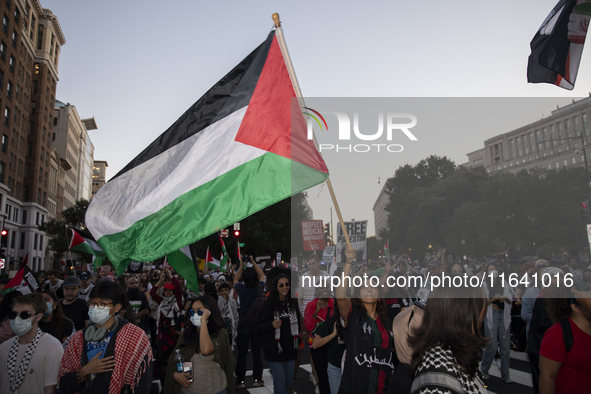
[234,349,534,394]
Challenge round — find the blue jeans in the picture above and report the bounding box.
[327,362,342,394]
[268,360,296,394]
[481,309,510,380]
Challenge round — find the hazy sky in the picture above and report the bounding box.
[41,0,590,242]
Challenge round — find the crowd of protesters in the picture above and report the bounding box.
[0,250,589,394]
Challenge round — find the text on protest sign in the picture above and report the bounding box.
[301,220,326,251]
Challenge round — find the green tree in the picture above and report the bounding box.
[192,193,311,264]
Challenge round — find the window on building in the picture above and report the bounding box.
[6,80,12,99]
[11,30,17,47]
[4,107,9,126]
[0,41,6,62]
[36,24,42,50]
[1,133,6,153]
[2,14,7,34]
[556,162,560,168]
[13,8,18,24]
[9,56,13,74]
[19,232,23,249]
[0,161,4,184]
[33,233,37,249]
[21,209,25,224]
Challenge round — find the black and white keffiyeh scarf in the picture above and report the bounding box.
[274,303,299,354]
[158,296,180,327]
[7,328,43,394]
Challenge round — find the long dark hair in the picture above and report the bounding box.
[351,297,389,329]
[183,295,226,352]
[409,286,487,377]
[545,285,573,323]
[40,289,68,341]
[267,274,298,312]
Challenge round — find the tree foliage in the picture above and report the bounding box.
[381,156,588,261]
[191,193,311,262]
[39,199,90,261]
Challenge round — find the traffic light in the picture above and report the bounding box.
[234,230,240,237]
[324,223,330,237]
[0,229,7,247]
[580,200,590,221]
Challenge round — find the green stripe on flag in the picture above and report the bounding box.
[168,247,199,293]
[97,153,328,267]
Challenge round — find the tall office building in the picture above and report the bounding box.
[464,97,591,174]
[0,0,65,272]
[53,100,95,209]
[91,160,107,197]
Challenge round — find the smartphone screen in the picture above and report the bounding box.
[183,362,193,383]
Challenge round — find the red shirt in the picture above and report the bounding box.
[303,298,335,333]
[540,317,591,394]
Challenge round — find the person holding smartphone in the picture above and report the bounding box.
[164,295,235,394]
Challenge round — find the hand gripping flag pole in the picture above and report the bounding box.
[272,13,353,251]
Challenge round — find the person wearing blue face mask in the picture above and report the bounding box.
[39,290,75,345]
[0,292,64,394]
[164,295,235,394]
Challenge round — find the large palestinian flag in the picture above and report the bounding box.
[85,30,328,266]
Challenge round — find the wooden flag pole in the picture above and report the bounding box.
[272,13,353,251]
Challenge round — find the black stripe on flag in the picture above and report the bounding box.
[112,31,276,180]
[527,0,580,89]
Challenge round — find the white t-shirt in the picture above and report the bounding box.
[0,331,64,394]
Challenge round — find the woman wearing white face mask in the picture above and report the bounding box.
[58,281,154,394]
[0,292,64,394]
[480,262,512,384]
[164,295,235,394]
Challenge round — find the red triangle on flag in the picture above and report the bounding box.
[69,228,86,249]
[234,37,328,174]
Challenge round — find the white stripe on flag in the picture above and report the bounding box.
[87,106,266,238]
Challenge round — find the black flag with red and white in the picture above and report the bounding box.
[527,0,590,90]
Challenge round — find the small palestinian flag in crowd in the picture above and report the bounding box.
[1,254,38,295]
[384,240,389,260]
[205,247,222,271]
[167,246,200,293]
[69,227,106,269]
